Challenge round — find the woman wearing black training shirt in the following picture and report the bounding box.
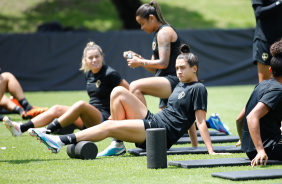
[236,39,282,167]
[252,0,282,82]
[31,44,224,156]
[3,42,129,138]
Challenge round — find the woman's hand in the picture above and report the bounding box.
[236,140,241,147]
[251,149,268,167]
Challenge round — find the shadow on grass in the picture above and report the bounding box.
[0,158,69,164]
[0,0,216,33]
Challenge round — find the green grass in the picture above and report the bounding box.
[0,0,255,33]
[1,85,282,184]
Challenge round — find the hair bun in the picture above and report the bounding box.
[87,41,96,47]
[179,44,191,54]
[270,39,282,57]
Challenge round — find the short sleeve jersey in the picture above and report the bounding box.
[252,0,282,42]
[153,82,208,145]
[241,78,282,153]
[86,65,122,119]
[152,24,181,77]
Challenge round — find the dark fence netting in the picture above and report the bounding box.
[0,29,256,91]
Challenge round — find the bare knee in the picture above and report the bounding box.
[111,86,128,100]
[1,72,13,79]
[129,81,142,95]
[101,120,117,137]
[49,105,67,117]
[72,100,88,108]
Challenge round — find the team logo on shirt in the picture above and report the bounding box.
[96,80,101,88]
[152,42,156,51]
[178,91,185,99]
[262,53,268,61]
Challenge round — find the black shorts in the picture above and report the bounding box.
[135,110,172,149]
[253,39,272,65]
[246,135,282,161]
[159,75,179,108]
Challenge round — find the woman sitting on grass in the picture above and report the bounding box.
[3,41,129,139]
[0,72,48,120]
[30,44,222,155]
[236,38,282,166]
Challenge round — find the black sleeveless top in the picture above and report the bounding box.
[152,24,181,77]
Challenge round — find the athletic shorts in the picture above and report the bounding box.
[253,39,272,65]
[246,135,282,161]
[159,75,179,108]
[135,110,172,149]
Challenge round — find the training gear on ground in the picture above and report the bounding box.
[21,107,49,120]
[67,141,98,160]
[28,127,51,136]
[207,113,230,135]
[97,141,126,157]
[31,129,64,153]
[3,116,23,136]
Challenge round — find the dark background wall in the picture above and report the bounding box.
[0,28,257,91]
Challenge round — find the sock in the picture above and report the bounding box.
[12,106,24,115]
[18,98,33,111]
[59,134,76,145]
[46,118,62,133]
[20,120,34,133]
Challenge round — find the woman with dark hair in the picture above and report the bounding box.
[236,39,282,166]
[251,0,282,82]
[31,44,221,156]
[99,0,230,157]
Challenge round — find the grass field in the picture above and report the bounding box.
[1,85,282,184]
[0,0,255,33]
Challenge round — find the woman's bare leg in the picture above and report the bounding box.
[1,72,25,100]
[0,95,17,111]
[110,86,149,120]
[57,100,102,128]
[75,119,146,144]
[129,77,172,106]
[257,62,271,83]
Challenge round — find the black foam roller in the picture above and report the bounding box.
[146,128,167,169]
[74,141,98,160]
[67,144,77,158]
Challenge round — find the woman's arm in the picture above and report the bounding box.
[124,27,177,70]
[188,123,198,147]
[195,110,214,154]
[236,107,246,147]
[253,0,282,18]
[118,79,130,90]
[246,102,270,167]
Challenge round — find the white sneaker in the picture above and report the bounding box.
[3,116,23,136]
[28,127,51,136]
[31,129,64,153]
[97,141,126,157]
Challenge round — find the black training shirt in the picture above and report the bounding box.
[86,65,122,119]
[153,82,208,145]
[152,24,181,77]
[252,0,282,42]
[241,78,282,153]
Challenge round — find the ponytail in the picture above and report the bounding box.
[136,0,168,24]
